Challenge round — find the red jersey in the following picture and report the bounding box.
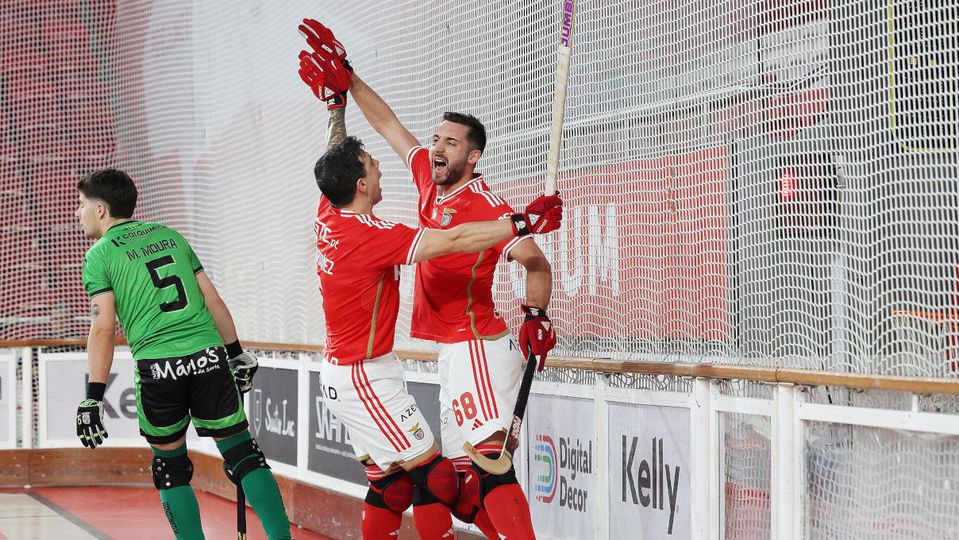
[405,146,529,343]
[315,197,426,364]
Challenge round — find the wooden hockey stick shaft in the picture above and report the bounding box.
[545,0,578,197]
[465,0,578,473]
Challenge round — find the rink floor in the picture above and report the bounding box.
[0,486,334,539]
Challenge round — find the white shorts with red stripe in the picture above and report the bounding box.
[320,352,435,470]
[438,335,523,462]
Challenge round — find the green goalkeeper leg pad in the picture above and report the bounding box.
[216,431,291,540]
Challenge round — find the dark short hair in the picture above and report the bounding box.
[443,111,486,153]
[314,136,367,207]
[76,168,137,218]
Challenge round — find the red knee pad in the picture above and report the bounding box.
[366,467,414,513]
[408,454,459,508]
[452,467,483,523]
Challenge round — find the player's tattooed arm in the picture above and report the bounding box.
[86,293,117,386]
[326,106,347,150]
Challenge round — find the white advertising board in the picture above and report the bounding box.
[608,402,692,539]
[0,353,14,448]
[39,352,146,447]
[527,394,596,539]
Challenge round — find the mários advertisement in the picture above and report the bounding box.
[527,394,595,538]
[608,403,691,538]
[249,366,298,466]
[42,354,141,443]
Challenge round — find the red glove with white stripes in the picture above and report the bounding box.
[510,193,563,236]
[298,50,351,109]
[298,18,348,63]
[297,19,352,109]
[519,305,556,371]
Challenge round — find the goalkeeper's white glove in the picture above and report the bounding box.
[228,352,258,394]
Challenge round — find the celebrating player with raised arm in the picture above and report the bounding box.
[299,35,562,539]
[299,20,554,540]
[74,169,291,539]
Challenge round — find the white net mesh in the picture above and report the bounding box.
[723,412,771,539]
[805,422,959,538]
[2,2,959,367]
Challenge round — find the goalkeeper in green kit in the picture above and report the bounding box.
[74,168,291,539]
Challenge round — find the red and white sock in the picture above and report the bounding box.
[362,503,402,539]
[475,445,535,540]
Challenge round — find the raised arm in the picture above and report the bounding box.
[325,106,347,150]
[349,73,419,160]
[413,195,564,262]
[298,18,419,161]
[413,219,516,262]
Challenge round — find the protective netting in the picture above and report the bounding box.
[723,413,771,539]
[2,1,959,379]
[805,422,959,538]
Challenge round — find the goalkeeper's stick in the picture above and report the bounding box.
[237,392,247,540]
[465,0,578,475]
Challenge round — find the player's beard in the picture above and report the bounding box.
[432,158,466,186]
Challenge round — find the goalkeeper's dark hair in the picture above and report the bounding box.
[76,168,138,218]
[314,136,367,208]
[443,112,486,153]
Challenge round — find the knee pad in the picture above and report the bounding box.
[407,455,459,508]
[452,467,483,523]
[471,454,519,499]
[151,453,194,490]
[365,470,414,514]
[221,437,270,485]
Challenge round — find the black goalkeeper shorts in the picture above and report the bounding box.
[135,346,248,444]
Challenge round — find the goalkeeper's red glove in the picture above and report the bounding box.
[298,50,351,109]
[298,18,348,63]
[519,305,556,371]
[509,193,563,236]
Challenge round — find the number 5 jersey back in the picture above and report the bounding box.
[81,221,222,360]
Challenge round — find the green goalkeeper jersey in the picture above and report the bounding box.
[81,221,223,359]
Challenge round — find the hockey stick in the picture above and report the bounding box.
[236,392,247,540]
[464,0,578,475]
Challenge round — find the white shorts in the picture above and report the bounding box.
[320,352,435,470]
[438,335,523,460]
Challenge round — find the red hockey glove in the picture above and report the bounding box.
[518,305,556,371]
[298,18,349,63]
[298,50,350,109]
[510,193,563,236]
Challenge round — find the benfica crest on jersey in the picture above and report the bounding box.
[440,208,456,227]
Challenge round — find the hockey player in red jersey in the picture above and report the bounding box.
[298,26,561,539]
[299,19,555,539]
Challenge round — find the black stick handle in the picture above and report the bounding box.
[237,392,247,539]
[504,352,538,455]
